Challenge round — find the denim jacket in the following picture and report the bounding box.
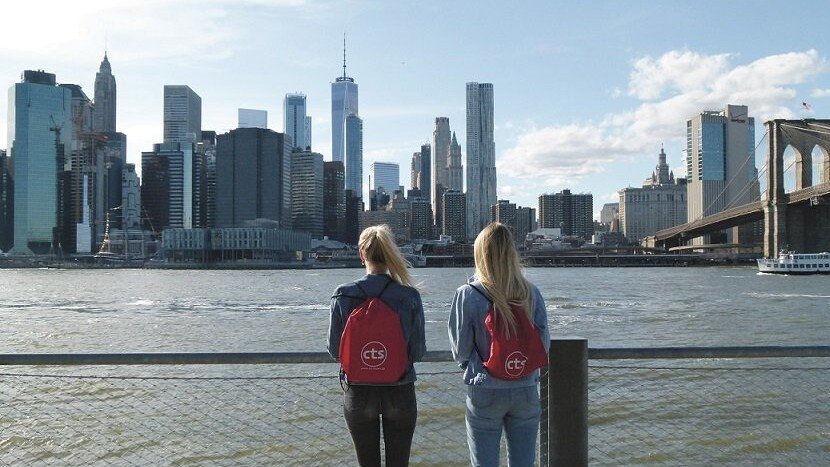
[328,273,426,385]
[448,280,550,388]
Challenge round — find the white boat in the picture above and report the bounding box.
[757,251,830,274]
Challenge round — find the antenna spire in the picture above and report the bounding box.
[342,32,347,79]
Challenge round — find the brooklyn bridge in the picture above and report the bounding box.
[653,119,830,257]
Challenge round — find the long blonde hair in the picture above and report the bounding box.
[358,225,414,287]
[473,223,532,338]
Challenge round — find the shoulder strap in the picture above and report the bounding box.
[377,276,394,299]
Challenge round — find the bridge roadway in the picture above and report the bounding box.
[654,182,830,245]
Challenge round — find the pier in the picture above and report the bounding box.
[2,339,827,465]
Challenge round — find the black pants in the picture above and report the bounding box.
[343,382,417,467]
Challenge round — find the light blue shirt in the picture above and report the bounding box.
[448,280,550,388]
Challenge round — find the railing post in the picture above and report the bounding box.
[547,337,588,467]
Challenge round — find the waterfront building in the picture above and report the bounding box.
[418,143,431,206]
[141,143,189,231]
[122,163,141,229]
[344,113,363,196]
[238,109,267,129]
[370,162,400,196]
[324,161,346,241]
[359,192,410,244]
[619,148,688,243]
[291,150,324,238]
[331,43,358,162]
[432,117,451,232]
[284,93,310,150]
[0,150,12,252]
[466,82,497,239]
[686,104,759,245]
[443,190,466,243]
[538,189,593,240]
[92,53,116,133]
[162,223,311,263]
[163,85,201,144]
[215,128,292,229]
[344,189,363,245]
[8,70,73,255]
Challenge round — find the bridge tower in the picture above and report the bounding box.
[763,119,830,257]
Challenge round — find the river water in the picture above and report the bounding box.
[1,267,828,465]
[2,266,828,352]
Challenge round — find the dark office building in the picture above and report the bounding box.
[344,189,363,245]
[409,194,432,241]
[141,143,186,232]
[194,131,217,228]
[0,150,13,252]
[443,190,466,243]
[539,189,593,239]
[215,128,291,228]
[324,161,346,241]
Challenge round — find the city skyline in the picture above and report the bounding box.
[1,2,829,218]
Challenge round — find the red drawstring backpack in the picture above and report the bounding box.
[339,279,409,384]
[470,284,548,380]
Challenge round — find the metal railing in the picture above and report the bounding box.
[2,339,828,466]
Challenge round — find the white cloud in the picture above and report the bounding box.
[812,88,830,98]
[500,49,826,186]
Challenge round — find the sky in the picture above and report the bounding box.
[1,0,829,219]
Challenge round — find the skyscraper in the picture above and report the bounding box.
[8,70,73,255]
[284,93,310,150]
[466,82,496,239]
[141,143,187,231]
[432,117,451,230]
[331,40,358,162]
[686,104,758,245]
[215,128,292,229]
[92,53,116,133]
[0,150,12,252]
[443,190,466,243]
[448,132,463,192]
[418,143,431,200]
[410,151,422,191]
[345,113,363,196]
[163,85,201,144]
[291,150,324,238]
[538,189,593,240]
[238,109,268,129]
[370,162,400,195]
[324,161,346,241]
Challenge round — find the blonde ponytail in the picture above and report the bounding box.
[358,225,414,288]
[473,223,532,339]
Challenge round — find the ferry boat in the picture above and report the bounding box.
[757,251,830,274]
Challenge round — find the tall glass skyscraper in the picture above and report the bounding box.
[432,117,451,228]
[284,93,310,150]
[686,104,757,245]
[370,162,400,195]
[331,41,358,163]
[8,70,73,255]
[466,82,496,238]
[344,113,363,196]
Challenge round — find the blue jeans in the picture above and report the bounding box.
[465,385,541,467]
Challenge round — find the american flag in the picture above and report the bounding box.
[802,102,812,110]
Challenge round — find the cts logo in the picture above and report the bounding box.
[504,351,528,377]
[360,341,388,368]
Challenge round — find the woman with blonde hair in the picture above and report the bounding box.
[448,223,550,467]
[328,225,426,467]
